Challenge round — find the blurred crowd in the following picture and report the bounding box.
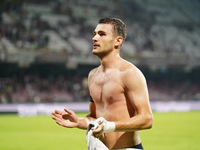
[148,80,200,101]
[0,0,200,104]
[0,75,200,104]
[0,74,89,103]
[0,0,199,57]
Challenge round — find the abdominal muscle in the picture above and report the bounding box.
[89,67,141,149]
[99,128,141,149]
[95,101,141,149]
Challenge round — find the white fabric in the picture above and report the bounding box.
[93,117,115,133]
[86,117,110,150]
[87,129,109,150]
[86,117,143,150]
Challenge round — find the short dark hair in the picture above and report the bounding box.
[98,17,127,45]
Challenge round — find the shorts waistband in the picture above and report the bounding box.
[114,143,144,150]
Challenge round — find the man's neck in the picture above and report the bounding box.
[99,52,121,71]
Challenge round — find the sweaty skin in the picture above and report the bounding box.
[87,23,153,149]
[88,58,152,149]
[52,23,153,150]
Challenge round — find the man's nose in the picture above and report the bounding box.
[92,34,98,42]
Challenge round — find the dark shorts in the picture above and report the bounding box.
[115,143,144,150]
[128,143,143,149]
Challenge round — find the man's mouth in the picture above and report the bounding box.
[93,44,100,49]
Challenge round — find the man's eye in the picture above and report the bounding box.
[100,33,105,36]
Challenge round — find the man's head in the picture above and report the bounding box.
[92,17,127,57]
[98,17,127,46]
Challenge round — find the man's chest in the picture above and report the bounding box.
[89,71,124,102]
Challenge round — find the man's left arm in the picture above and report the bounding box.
[92,67,153,136]
[115,68,153,131]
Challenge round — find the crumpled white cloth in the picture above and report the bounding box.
[86,118,109,150]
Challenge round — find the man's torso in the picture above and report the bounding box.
[89,63,141,149]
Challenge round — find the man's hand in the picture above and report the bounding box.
[52,109,79,128]
[92,123,104,138]
[90,117,116,138]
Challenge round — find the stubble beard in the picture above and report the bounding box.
[92,48,112,59]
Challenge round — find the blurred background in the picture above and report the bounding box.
[0,0,200,114]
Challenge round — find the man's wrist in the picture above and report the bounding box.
[77,118,88,129]
[103,121,116,133]
[90,117,116,133]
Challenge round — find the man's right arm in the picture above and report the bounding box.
[78,68,96,129]
[52,101,96,130]
[78,68,97,129]
[78,101,96,129]
[52,69,97,130]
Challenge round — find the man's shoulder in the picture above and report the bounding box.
[89,66,99,75]
[120,59,139,73]
[88,66,100,80]
[120,60,145,81]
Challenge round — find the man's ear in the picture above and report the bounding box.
[114,36,123,48]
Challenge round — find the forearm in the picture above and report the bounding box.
[77,116,96,130]
[115,113,153,132]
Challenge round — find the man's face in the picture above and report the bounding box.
[92,23,116,56]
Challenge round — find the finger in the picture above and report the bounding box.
[52,115,56,120]
[55,109,65,115]
[55,119,64,126]
[52,110,60,116]
[52,109,57,115]
[62,109,71,120]
[52,112,63,120]
[52,115,61,121]
[93,127,101,133]
[92,125,104,137]
[94,123,104,131]
[52,117,62,126]
[64,108,73,115]
[52,110,62,116]
[52,115,64,124]
[93,131,102,138]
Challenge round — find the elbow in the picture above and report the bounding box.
[144,113,154,129]
[147,120,153,129]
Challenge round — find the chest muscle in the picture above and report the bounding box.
[90,71,124,105]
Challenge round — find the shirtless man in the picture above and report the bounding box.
[52,17,153,150]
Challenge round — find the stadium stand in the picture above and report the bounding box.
[0,0,200,103]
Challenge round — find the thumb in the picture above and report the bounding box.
[64,108,73,115]
[62,109,73,120]
[92,124,104,138]
[93,123,104,133]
